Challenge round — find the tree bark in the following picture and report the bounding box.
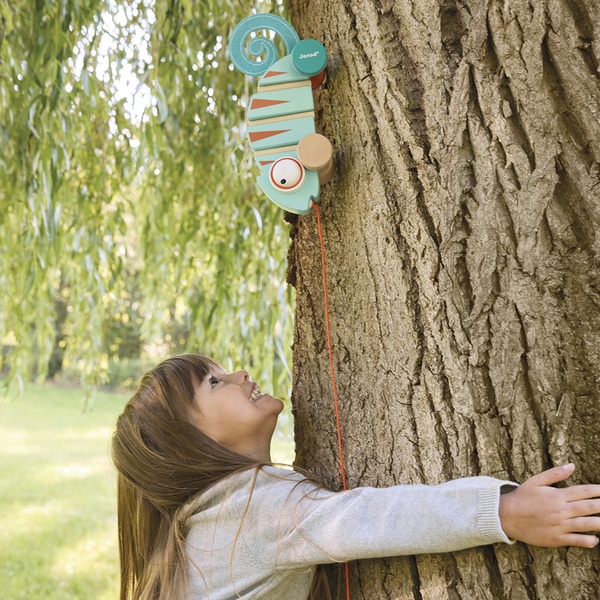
[288,0,600,598]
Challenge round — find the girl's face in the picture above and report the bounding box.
[189,367,284,462]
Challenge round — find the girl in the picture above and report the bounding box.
[112,353,600,600]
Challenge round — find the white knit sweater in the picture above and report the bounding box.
[184,466,515,599]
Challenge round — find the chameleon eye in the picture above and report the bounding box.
[269,157,305,193]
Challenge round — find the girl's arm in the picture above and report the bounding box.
[266,472,516,568]
[498,464,600,548]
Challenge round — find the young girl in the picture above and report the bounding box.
[112,353,600,600]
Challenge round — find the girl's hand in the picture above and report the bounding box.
[498,464,600,548]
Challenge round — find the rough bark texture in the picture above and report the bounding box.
[288,0,600,598]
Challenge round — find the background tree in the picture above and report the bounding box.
[0,0,294,398]
[289,0,600,598]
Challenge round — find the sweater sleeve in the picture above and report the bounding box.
[262,473,516,569]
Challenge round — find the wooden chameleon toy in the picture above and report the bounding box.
[229,14,333,215]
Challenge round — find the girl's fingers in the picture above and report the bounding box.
[559,533,600,549]
[565,516,600,533]
[567,498,600,517]
[525,465,600,503]
[525,464,575,487]
[564,485,600,502]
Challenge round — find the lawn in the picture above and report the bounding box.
[0,381,294,600]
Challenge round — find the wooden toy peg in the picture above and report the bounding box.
[297,133,334,184]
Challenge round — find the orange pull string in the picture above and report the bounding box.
[313,203,348,491]
[312,203,351,600]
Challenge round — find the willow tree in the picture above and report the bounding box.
[0,0,293,397]
[288,0,600,598]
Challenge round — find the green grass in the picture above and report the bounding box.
[0,383,126,600]
[0,382,295,600]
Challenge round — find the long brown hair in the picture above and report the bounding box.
[111,354,264,600]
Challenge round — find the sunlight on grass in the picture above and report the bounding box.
[0,383,125,600]
[51,521,118,600]
[0,380,295,599]
[10,499,64,533]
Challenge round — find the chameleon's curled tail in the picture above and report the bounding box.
[229,14,300,77]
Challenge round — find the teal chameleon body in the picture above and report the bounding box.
[229,15,333,215]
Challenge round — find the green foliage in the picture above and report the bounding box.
[0,0,294,398]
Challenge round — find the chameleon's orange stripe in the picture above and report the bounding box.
[248,129,290,142]
[250,98,289,110]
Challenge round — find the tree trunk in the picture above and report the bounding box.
[288,0,600,597]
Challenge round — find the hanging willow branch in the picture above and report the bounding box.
[0,0,294,399]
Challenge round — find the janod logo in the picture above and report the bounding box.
[298,51,320,59]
